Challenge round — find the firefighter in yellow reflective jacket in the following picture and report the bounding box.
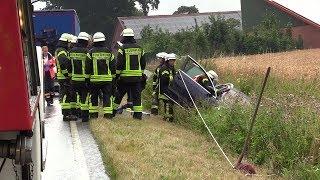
[88,32,116,119]
[159,53,176,122]
[55,33,74,121]
[114,28,146,120]
[151,52,167,115]
[69,32,91,122]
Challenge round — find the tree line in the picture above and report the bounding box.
[140,14,304,61]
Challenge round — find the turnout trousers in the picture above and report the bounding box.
[58,79,77,120]
[72,81,90,121]
[151,92,159,115]
[89,82,113,119]
[159,95,174,122]
[114,81,142,119]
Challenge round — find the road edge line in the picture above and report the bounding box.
[70,121,90,180]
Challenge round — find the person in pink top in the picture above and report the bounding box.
[43,46,56,106]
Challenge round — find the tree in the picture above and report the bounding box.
[135,0,160,16]
[173,5,199,15]
[41,0,137,41]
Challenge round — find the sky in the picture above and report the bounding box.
[273,0,320,24]
[33,0,241,14]
[33,0,319,24]
[147,0,241,15]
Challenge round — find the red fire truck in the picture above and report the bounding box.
[0,0,45,179]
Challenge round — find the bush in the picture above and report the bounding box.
[140,14,302,60]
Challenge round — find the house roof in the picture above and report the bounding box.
[265,0,320,29]
[117,11,242,39]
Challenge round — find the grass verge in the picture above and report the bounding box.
[90,114,270,179]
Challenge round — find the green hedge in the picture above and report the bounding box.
[140,14,302,61]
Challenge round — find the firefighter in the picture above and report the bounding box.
[159,53,176,122]
[55,33,74,121]
[151,52,167,115]
[88,32,116,119]
[114,28,146,120]
[69,32,91,122]
[68,34,81,116]
[64,34,80,117]
[194,70,219,94]
[207,70,219,86]
[114,41,133,114]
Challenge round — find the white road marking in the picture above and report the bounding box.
[70,121,90,180]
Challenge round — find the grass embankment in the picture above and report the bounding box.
[89,80,270,178]
[90,49,320,179]
[90,115,265,179]
[193,49,320,179]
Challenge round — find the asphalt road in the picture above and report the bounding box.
[42,99,109,180]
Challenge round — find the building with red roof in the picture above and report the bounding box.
[241,0,320,49]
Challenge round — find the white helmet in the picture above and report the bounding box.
[207,70,219,80]
[70,35,78,43]
[121,28,134,37]
[77,32,90,41]
[93,32,106,42]
[165,53,177,61]
[59,33,70,42]
[156,52,167,59]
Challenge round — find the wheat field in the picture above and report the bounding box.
[211,49,320,80]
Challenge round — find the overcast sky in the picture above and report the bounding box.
[33,0,241,14]
[273,0,319,24]
[148,0,241,15]
[33,0,319,24]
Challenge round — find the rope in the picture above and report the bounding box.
[179,71,234,168]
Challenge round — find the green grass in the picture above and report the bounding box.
[89,115,264,179]
[188,63,320,178]
[90,58,320,179]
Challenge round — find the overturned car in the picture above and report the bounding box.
[164,56,250,108]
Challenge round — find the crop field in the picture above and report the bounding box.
[211,49,320,80]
